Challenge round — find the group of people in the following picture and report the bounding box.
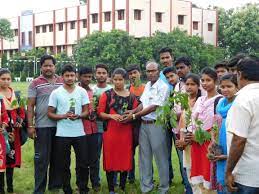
[0,48,258,194]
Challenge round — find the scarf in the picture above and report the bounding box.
[216,97,233,186]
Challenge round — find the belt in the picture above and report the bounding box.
[141,119,156,124]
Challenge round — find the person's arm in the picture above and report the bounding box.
[134,105,157,119]
[47,106,68,120]
[79,104,89,119]
[225,134,246,192]
[27,97,37,138]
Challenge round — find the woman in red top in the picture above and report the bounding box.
[0,69,25,194]
[98,68,138,194]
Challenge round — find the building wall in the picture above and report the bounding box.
[1,0,218,57]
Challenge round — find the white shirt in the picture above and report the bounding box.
[140,78,170,120]
[226,83,259,187]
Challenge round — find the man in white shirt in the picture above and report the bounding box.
[123,61,170,194]
[226,56,259,193]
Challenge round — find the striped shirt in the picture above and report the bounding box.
[28,75,63,128]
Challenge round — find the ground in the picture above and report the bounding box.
[9,82,184,194]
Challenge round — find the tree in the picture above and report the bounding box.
[217,4,259,56]
[0,18,14,41]
[74,30,136,71]
[74,29,225,73]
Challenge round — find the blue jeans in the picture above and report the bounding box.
[233,183,259,194]
[167,130,192,193]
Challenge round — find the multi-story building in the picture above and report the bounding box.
[0,0,218,57]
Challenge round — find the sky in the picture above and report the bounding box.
[0,0,258,18]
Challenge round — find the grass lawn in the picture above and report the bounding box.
[10,82,184,194]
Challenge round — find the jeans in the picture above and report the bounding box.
[167,130,192,193]
[233,183,259,194]
[34,127,61,194]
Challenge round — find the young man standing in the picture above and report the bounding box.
[27,55,63,194]
[48,64,89,194]
[214,61,229,79]
[163,65,193,194]
[92,64,112,187]
[126,64,145,183]
[78,67,99,192]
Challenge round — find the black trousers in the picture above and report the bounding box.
[34,127,61,194]
[54,136,88,194]
[75,134,99,189]
[0,168,14,193]
[106,171,128,192]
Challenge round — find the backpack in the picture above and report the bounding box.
[214,96,223,115]
[102,89,135,131]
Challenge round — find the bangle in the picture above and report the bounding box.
[132,114,136,120]
[28,125,35,128]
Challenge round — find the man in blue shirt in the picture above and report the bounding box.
[48,64,90,194]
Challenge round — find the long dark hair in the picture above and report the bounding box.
[184,73,202,101]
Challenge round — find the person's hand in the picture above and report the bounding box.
[184,132,194,144]
[14,121,23,128]
[28,127,37,139]
[225,172,238,192]
[175,139,186,150]
[209,155,227,162]
[68,114,80,120]
[109,114,123,122]
[120,113,133,123]
[0,127,4,134]
[8,132,15,143]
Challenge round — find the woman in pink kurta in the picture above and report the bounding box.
[190,67,221,193]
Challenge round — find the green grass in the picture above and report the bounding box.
[10,82,184,194]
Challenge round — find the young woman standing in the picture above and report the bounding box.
[98,68,138,194]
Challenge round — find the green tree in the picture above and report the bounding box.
[74,30,136,71]
[0,18,14,41]
[218,4,259,56]
[74,29,225,73]
[54,51,75,75]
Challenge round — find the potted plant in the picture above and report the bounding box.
[89,95,98,120]
[207,123,223,160]
[68,98,76,114]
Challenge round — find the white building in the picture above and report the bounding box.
[0,0,218,57]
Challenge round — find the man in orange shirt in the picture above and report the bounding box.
[126,64,145,183]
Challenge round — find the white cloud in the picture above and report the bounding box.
[0,0,79,18]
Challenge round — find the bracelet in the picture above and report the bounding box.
[28,125,35,128]
[132,114,136,120]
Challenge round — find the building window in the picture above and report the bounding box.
[155,12,162,23]
[118,10,125,20]
[58,23,63,31]
[57,45,62,53]
[193,21,198,30]
[208,23,213,31]
[178,15,184,25]
[14,29,18,36]
[82,19,87,28]
[28,31,32,45]
[42,25,47,33]
[49,24,53,32]
[70,21,76,29]
[134,9,142,20]
[104,12,111,22]
[92,13,98,23]
[36,26,40,33]
[21,32,25,46]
